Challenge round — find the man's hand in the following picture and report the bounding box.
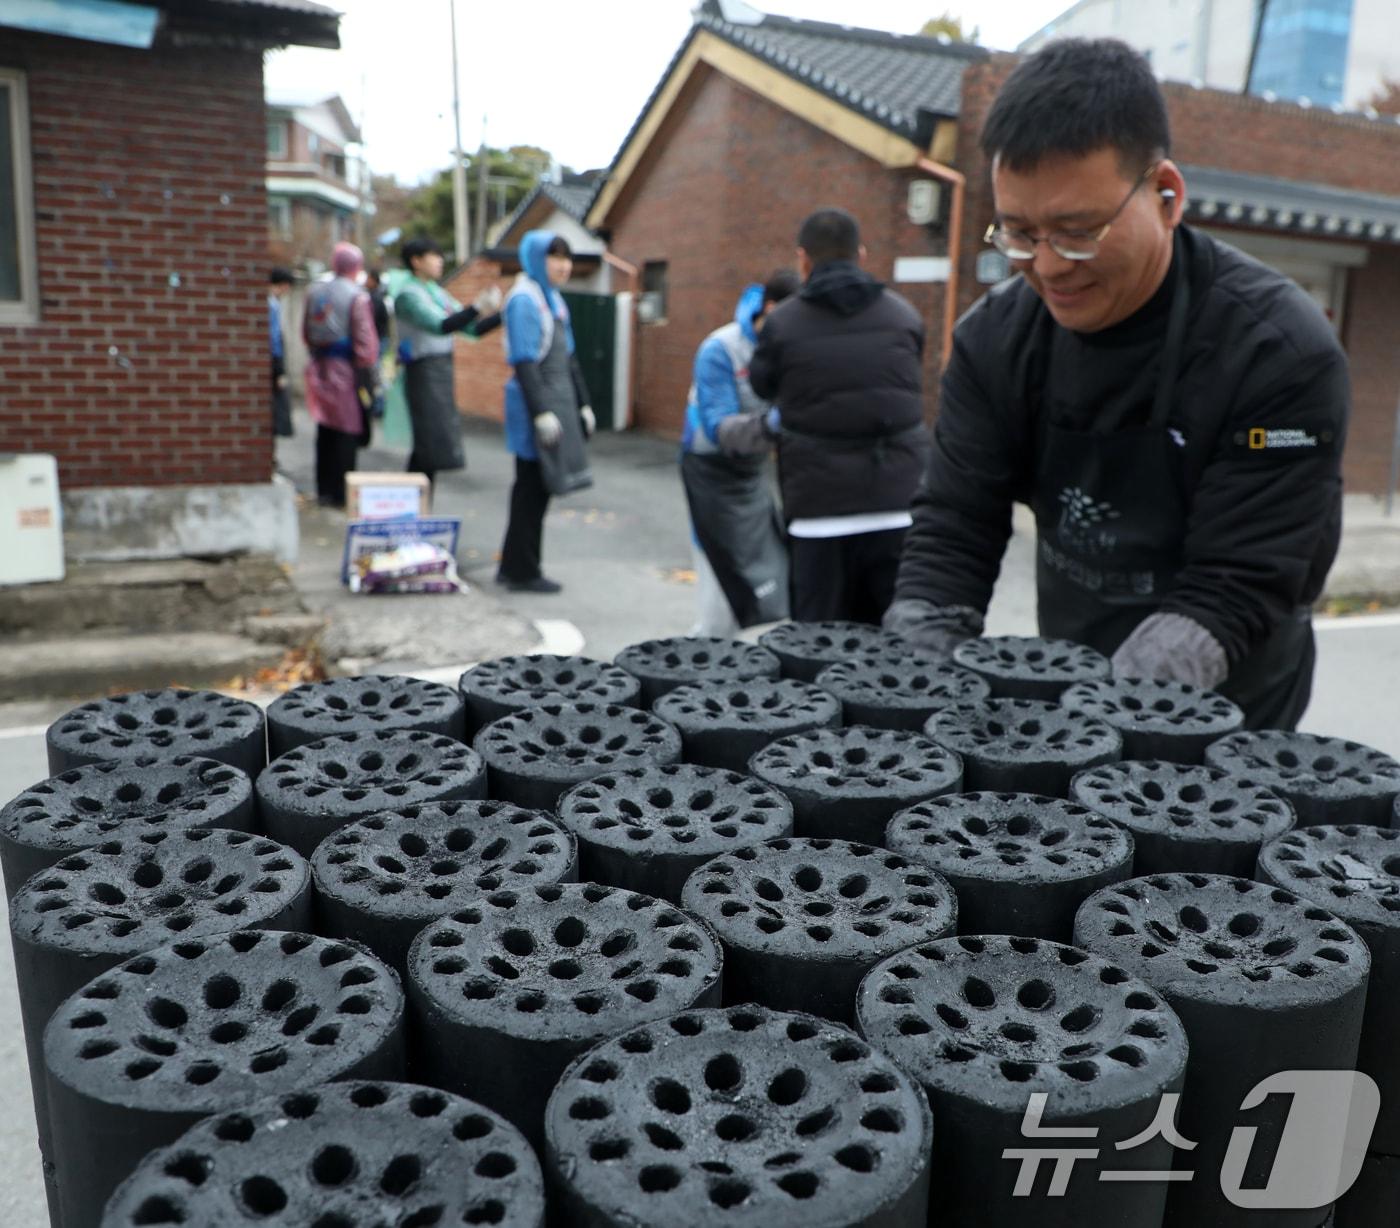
[882,598,984,657]
[533,412,563,448]
[580,406,596,438]
[276,375,288,390]
[473,284,503,314]
[1111,612,1228,690]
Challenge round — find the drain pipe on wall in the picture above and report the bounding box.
[604,250,639,429]
[915,156,967,370]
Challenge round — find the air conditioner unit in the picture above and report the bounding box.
[907,179,943,226]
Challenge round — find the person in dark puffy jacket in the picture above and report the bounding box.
[885,39,1348,730]
[748,208,930,624]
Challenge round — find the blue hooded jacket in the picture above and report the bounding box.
[681,282,767,454]
[504,229,576,459]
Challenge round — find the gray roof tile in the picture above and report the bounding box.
[695,1,987,138]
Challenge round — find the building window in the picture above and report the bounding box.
[0,69,38,325]
[267,120,286,157]
[641,260,668,324]
[324,153,346,180]
[268,197,292,239]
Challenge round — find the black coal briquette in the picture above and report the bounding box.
[256,730,486,857]
[1205,731,1400,827]
[46,689,266,777]
[0,755,254,900]
[1060,677,1244,763]
[406,881,722,1150]
[544,1004,932,1228]
[747,725,963,844]
[614,636,781,706]
[43,930,404,1228]
[815,647,990,731]
[1258,825,1400,1155]
[460,654,641,738]
[1071,760,1294,877]
[757,622,905,683]
[10,828,310,1201]
[473,702,681,810]
[856,935,1188,1228]
[926,699,1122,797]
[886,793,1134,940]
[681,837,957,1023]
[655,679,841,773]
[266,674,466,757]
[99,1081,545,1228]
[951,636,1111,701]
[311,800,577,976]
[1074,873,1370,1228]
[557,764,794,903]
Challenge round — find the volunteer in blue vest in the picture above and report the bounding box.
[680,270,799,635]
[302,242,377,508]
[497,231,595,594]
[885,38,1349,729]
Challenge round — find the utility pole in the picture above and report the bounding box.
[449,0,469,265]
[1244,0,1271,95]
[474,115,489,254]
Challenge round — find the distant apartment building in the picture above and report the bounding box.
[1022,0,1400,111]
[266,93,373,272]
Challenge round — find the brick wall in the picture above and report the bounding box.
[606,65,948,437]
[444,258,510,424]
[0,32,270,489]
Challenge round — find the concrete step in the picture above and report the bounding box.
[0,557,304,640]
[0,633,288,703]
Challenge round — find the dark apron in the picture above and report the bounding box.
[533,328,593,497]
[405,353,465,472]
[681,450,790,627]
[1032,241,1312,729]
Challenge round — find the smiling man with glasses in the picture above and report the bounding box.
[885,38,1350,731]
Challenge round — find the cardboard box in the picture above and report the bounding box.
[345,471,430,521]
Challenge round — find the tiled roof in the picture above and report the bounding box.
[694,0,987,140]
[1182,164,1400,245]
[211,0,338,15]
[496,181,600,244]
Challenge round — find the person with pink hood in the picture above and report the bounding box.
[302,241,378,507]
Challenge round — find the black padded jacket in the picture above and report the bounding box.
[893,225,1349,666]
[749,261,930,522]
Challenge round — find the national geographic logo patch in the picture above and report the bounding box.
[1232,424,1336,458]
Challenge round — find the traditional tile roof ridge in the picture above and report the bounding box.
[694,0,987,138]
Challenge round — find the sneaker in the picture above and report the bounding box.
[506,575,562,594]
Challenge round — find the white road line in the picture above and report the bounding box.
[1314,611,1400,632]
[0,724,50,741]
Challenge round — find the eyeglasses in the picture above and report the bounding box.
[984,164,1160,262]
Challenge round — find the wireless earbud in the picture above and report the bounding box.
[1160,188,1177,201]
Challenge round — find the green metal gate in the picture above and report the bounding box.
[563,291,617,429]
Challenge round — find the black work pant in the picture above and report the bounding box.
[315,424,359,508]
[790,528,907,624]
[498,458,551,582]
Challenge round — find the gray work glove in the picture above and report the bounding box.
[716,409,777,457]
[1111,611,1228,690]
[533,411,562,448]
[882,598,984,657]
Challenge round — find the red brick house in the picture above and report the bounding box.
[266,93,371,273]
[590,0,1400,493]
[0,0,338,562]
